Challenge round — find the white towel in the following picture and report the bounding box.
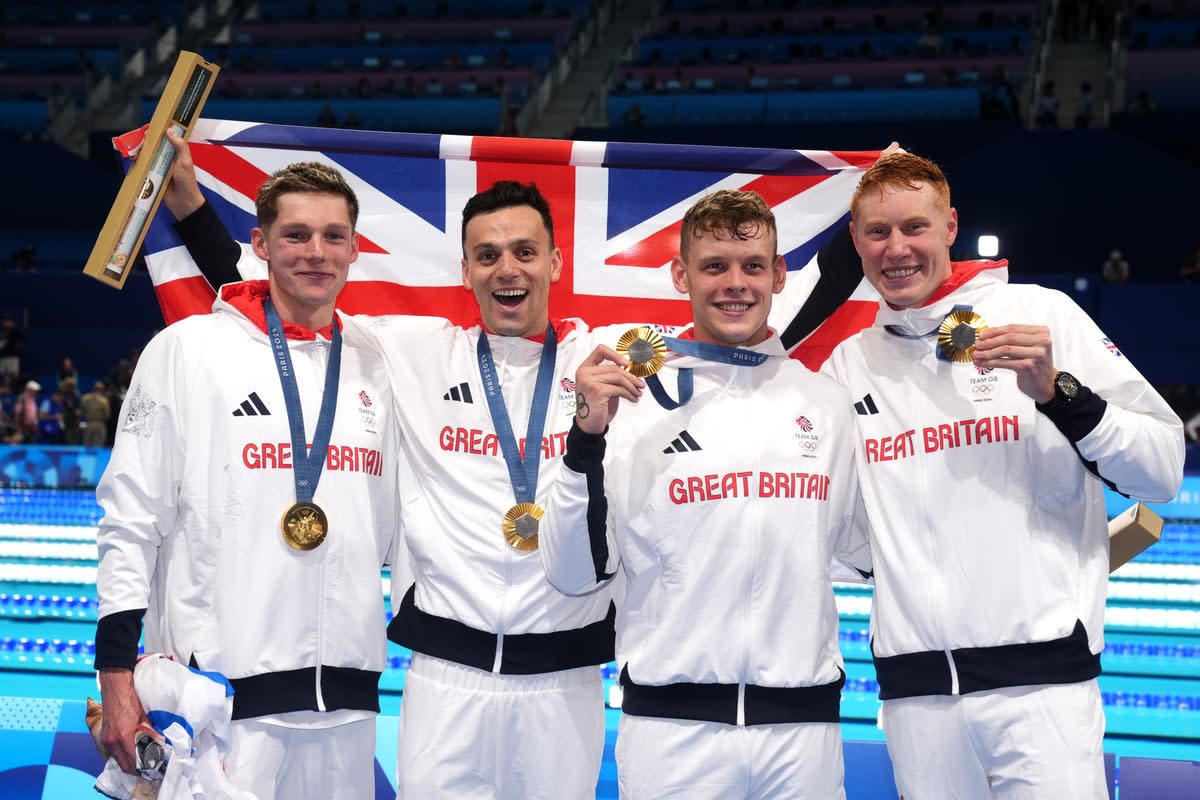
[93,653,257,800]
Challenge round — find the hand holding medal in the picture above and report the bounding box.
[972,323,1059,403]
[573,342,646,436]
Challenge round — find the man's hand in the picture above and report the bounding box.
[161,128,205,221]
[973,324,1056,403]
[880,141,905,157]
[574,345,645,435]
[98,667,149,774]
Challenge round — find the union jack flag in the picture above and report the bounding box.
[795,416,814,432]
[559,377,576,393]
[358,390,372,407]
[129,119,881,369]
[1102,337,1124,358]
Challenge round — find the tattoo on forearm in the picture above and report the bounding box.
[576,392,591,419]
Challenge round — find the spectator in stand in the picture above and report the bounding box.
[1036,81,1060,128]
[1102,249,1130,282]
[1130,90,1156,113]
[0,375,13,423]
[38,389,64,444]
[1,424,21,445]
[13,380,41,443]
[1075,80,1094,128]
[80,380,112,448]
[0,314,24,377]
[59,377,81,445]
[57,356,79,387]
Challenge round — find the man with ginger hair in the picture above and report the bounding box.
[822,152,1183,798]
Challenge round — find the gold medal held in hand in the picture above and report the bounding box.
[502,502,544,552]
[281,501,329,551]
[937,310,988,363]
[616,327,667,377]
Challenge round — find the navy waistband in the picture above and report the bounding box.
[226,665,380,720]
[873,619,1102,700]
[388,584,615,675]
[619,664,845,726]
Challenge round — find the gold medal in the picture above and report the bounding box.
[281,501,328,551]
[616,326,668,377]
[937,310,988,363]
[502,502,544,552]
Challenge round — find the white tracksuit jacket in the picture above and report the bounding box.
[366,316,620,673]
[542,331,872,724]
[95,282,400,719]
[821,262,1184,700]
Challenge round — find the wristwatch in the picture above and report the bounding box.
[1051,371,1081,403]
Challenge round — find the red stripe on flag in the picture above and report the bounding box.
[335,283,480,322]
[603,173,830,269]
[829,150,882,169]
[470,136,575,166]
[603,219,684,269]
[558,295,693,329]
[189,143,388,254]
[153,275,218,326]
[787,299,878,370]
[190,143,269,204]
[469,146,582,324]
[740,174,827,205]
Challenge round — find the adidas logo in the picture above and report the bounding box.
[853,394,879,416]
[663,430,702,454]
[443,382,474,404]
[232,392,271,417]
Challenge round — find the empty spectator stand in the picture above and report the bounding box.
[608,0,1035,126]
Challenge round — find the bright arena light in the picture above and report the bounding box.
[977,235,999,257]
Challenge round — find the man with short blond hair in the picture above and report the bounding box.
[96,160,400,799]
[543,189,868,799]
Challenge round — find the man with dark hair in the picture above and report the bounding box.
[95,159,400,798]
[823,152,1183,798]
[542,189,868,798]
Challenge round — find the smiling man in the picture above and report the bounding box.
[823,153,1184,799]
[375,181,619,799]
[541,190,870,799]
[95,162,400,799]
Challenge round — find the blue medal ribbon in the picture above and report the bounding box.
[264,298,343,504]
[476,324,558,504]
[884,304,973,362]
[646,336,770,410]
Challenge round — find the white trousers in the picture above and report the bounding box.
[395,653,605,800]
[881,681,1108,800]
[223,716,377,800]
[616,714,846,800]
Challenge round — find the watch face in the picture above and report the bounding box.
[1056,372,1081,400]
